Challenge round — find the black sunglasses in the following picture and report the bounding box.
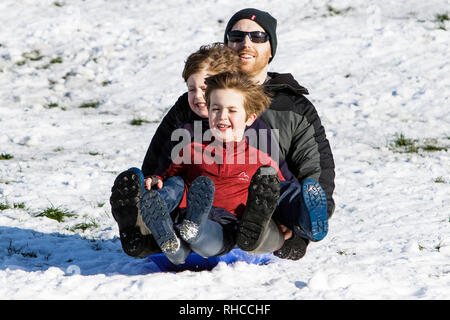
[227,30,270,43]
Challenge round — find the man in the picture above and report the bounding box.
[222,8,335,260]
[110,8,335,261]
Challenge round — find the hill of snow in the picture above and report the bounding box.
[0,0,449,299]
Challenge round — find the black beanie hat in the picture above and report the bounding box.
[224,8,277,63]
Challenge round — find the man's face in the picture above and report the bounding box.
[227,19,272,77]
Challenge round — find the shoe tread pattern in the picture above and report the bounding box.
[302,179,328,241]
[141,191,179,254]
[237,166,280,251]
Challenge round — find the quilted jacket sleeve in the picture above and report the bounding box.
[141,93,190,177]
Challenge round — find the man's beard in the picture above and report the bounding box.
[238,48,271,77]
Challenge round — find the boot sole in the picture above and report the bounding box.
[140,191,180,255]
[236,166,280,252]
[179,176,215,243]
[302,178,328,241]
[110,168,147,256]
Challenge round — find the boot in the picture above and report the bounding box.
[301,178,328,241]
[140,190,190,265]
[277,179,328,242]
[110,167,160,257]
[178,176,215,243]
[236,166,280,252]
[246,219,284,254]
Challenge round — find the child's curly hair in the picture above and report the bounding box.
[205,72,271,119]
[182,43,241,82]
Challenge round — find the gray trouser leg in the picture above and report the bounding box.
[246,219,284,254]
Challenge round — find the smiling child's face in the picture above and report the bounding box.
[208,88,256,142]
[187,68,211,118]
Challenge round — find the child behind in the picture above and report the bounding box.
[140,72,287,264]
[142,42,241,188]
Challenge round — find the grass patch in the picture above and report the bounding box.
[130,118,150,126]
[102,80,112,86]
[15,203,26,209]
[79,101,100,109]
[422,145,447,152]
[44,102,66,110]
[436,12,449,30]
[393,133,415,147]
[40,56,64,69]
[67,218,99,232]
[436,13,449,22]
[389,134,448,154]
[390,133,418,153]
[434,177,446,183]
[23,50,44,61]
[1,202,26,210]
[16,50,44,66]
[36,206,75,222]
[50,56,63,64]
[325,5,353,16]
[0,153,14,160]
[15,50,64,69]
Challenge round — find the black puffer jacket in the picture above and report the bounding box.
[142,72,335,218]
[262,72,335,218]
[141,92,204,178]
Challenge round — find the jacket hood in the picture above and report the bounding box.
[266,72,309,95]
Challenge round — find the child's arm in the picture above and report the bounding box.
[144,142,194,190]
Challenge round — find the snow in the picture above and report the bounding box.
[0,0,449,300]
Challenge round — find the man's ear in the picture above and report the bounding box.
[245,113,257,127]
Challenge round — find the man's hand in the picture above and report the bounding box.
[278,223,293,240]
[144,176,163,190]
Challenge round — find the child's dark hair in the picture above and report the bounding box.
[182,43,240,82]
[205,72,271,119]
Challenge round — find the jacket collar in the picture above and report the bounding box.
[265,72,309,95]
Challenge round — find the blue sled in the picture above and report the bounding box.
[148,248,274,272]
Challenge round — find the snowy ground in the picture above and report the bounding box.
[0,0,449,300]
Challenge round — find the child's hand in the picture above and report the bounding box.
[144,176,163,190]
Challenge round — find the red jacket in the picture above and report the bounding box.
[161,139,285,217]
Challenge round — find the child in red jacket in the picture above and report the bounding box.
[140,72,328,265]
[140,72,288,264]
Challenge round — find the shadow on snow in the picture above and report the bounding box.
[0,226,162,276]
